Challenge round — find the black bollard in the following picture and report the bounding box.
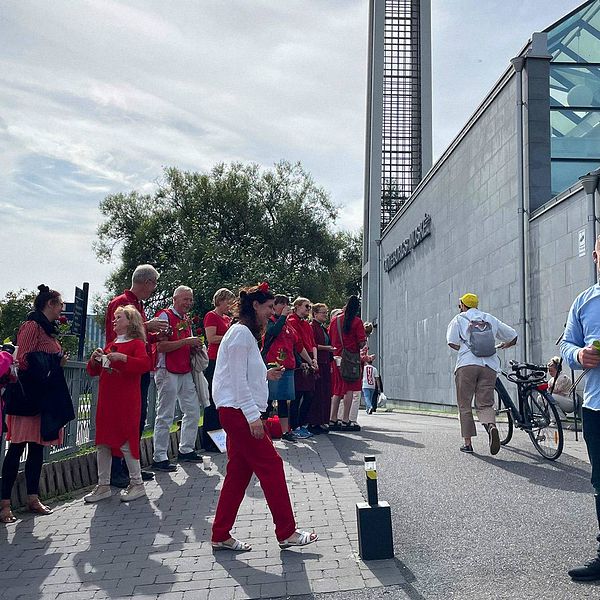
[356,456,394,560]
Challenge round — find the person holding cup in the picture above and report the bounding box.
[211,283,318,551]
[84,305,151,503]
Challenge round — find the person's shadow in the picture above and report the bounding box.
[213,549,322,597]
[0,514,61,599]
[74,493,176,597]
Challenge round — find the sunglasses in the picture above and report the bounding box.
[303,304,311,309]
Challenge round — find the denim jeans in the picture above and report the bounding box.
[363,388,374,411]
[583,408,600,494]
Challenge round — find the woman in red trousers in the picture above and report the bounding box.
[211,283,318,551]
[84,305,151,503]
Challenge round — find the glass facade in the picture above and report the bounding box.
[548,0,600,195]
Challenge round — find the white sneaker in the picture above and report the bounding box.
[84,485,112,503]
[120,483,146,502]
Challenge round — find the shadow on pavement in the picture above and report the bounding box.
[475,449,592,493]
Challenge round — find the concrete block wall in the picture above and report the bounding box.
[380,78,522,406]
[528,189,590,364]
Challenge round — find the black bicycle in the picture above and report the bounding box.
[494,360,564,460]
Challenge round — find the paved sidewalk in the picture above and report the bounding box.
[0,436,408,600]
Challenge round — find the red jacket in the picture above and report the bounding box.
[286,313,316,356]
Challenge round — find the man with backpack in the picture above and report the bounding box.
[446,293,517,455]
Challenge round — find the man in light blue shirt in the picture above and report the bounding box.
[560,235,600,581]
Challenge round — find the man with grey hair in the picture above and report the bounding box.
[105,263,170,486]
[152,285,203,471]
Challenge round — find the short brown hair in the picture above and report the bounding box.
[213,288,235,307]
[274,294,289,306]
[115,305,147,342]
[312,303,327,317]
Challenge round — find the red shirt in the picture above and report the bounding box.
[105,290,152,345]
[329,314,366,355]
[204,310,232,360]
[264,316,303,370]
[286,313,316,355]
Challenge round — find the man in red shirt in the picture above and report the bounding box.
[104,264,169,486]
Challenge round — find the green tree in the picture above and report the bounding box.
[0,290,78,356]
[94,161,361,317]
[0,289,36,343]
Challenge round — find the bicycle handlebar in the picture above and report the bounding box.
[505,360,547,384]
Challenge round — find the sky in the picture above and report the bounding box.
[0,0,586,301]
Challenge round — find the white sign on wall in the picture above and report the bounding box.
[579,229,586,257]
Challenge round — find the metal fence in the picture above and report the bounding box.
[0,362,159,471]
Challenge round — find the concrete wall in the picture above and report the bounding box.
[528,188,591,365]
[380,76,522,406]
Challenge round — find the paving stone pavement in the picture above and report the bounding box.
[0,435,409,600]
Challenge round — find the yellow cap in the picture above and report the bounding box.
[459,293,479,309]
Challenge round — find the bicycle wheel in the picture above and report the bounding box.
[493,385,513,445]
[525,389,564,460]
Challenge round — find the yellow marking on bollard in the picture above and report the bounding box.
[366,470,377,480]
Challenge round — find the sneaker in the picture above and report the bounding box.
[84,485,112,503]
[460,444,474,453]
[282,431,298,443]
[299,426,314,438]
[141,470,155,481]
[293,427,312,439]
[178,451,203,462]
[366,407,373,415]
[151,460,178,472]
[568,556,600,581]
[488,425,501,456]
[120,483,146,502]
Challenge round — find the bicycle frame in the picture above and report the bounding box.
[495,371,558,429]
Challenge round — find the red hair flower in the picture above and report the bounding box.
[58,316,68,325]
[258,282,269,293]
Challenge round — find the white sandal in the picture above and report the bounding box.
[211,538,252,551]
[279,530,318,549]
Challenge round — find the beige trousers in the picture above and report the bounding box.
[454,365,497,438]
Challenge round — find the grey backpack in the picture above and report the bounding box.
[458,314,496,357]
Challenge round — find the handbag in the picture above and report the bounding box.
[336,316,361,382]
[3,372,42,416]
[191,346,210,407]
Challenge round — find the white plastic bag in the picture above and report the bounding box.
[377,392,387,409]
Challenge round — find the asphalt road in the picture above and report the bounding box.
[323,410,600,600]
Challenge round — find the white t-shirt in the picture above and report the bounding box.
[362,364,378,389]
[212,323,268,423]
[446,308,517,373]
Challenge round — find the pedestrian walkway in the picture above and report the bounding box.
[0,436,409,600]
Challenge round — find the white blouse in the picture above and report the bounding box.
[212,323,268,423]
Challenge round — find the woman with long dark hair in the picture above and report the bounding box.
[329,295,367,429]
[211,283,318,551]
[1,285,72,523]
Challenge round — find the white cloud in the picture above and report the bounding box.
[0,0,587,299]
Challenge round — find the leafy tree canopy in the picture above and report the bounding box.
[94,161,362,318]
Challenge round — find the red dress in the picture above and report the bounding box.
[86,338,150,459]
[329,314,367,394]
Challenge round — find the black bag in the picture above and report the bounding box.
[3,374,42,416]
[336,317,361,382]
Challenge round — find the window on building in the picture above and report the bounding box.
[547,0,600,195]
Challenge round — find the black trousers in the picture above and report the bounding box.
[201,360,221,451]
[1,441,44,499]
[290,390,314,430]
[583,407,600,494]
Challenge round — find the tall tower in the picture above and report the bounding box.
[362,0,432,367]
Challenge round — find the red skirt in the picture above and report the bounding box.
[331,362,362,395]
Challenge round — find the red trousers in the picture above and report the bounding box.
[211,407,296,543]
